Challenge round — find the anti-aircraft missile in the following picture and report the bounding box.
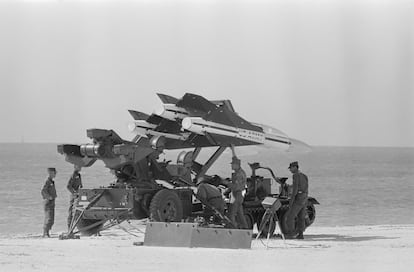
[127,110,158,137]
[127,120,156,134]
[128,120,189,141]
[154,93,190,121]
[128,109,189,141]
[154,104,189,121]
[181,117,291,150]
[254,123,292,150]
[127,93,308,151]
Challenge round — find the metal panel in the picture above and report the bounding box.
[144,222,196,247]
[144,222,252,249]
[190,227,252,249]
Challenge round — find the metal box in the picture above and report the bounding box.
[144,222,252,249]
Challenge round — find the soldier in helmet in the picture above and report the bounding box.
[196,177,225,224]
[41,167,57,238]
[67,165,83,230]
[285,161,309,239]
[173,151,194,184]
[222,146,248,229]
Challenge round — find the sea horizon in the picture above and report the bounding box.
[1,141,414,149]
[1,144,413,235]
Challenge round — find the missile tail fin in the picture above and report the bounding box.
[157,93,179,104]
[128,110,150,121]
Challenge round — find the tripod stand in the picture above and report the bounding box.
[255,197,286,249]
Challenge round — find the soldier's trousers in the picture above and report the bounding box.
[43,199,55,231]
[227,192,248,229]
[67,195,76,228]
[285,195,308,235]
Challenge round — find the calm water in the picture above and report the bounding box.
[0,143,413,235]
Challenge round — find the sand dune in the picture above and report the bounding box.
[1,223,413,272]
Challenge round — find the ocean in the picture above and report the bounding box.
[0,143,413,235]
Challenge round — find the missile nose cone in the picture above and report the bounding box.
[287,138,312,153]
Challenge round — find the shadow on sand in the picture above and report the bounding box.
[303,233,398,242]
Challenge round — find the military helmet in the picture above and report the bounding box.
[288,161,299,169]
[230,156,241,165]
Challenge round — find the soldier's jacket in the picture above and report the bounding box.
[67,171,82,194]
[291,171,308,204]
[229,168,247,193]
[41,178,57,200]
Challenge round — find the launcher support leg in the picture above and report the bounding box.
[59,191,106,240]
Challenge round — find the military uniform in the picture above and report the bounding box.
[227,168,248,229]
[285,171,309,237]
[197,183,225,221]
[67,171,82,229]
[41,177,57,237]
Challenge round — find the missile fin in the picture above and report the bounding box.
[128,110,150,121]
[157,93,179,104]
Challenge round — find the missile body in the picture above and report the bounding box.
[128,120,157,134]
[254,123,291,150]
[182,117,291,150]
[128,121,189,141]
[154,104,189,121]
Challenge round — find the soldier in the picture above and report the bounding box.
[196,180,225,223]
[223,147,248,229]
[285,161,309,239]
[172,151,194,184]
[41,167,57,238]
[146,136,168,180]
[67,165,83,230]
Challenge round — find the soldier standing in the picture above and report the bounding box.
[285,161,309,239]
[223,146,248,229]
[41,167,57,238]
[67,165,82,230]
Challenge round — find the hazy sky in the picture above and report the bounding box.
[0,0,413,146]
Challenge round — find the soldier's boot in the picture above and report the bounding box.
[42,229,50,238]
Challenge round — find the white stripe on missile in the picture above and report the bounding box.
[128,120,157,131]
[182,117,265,143]
[182,117,291,149]
[154,104,189,121]
[253,123,291,150]
[128,121,189,141]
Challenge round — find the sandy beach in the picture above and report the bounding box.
[1,223,413,272]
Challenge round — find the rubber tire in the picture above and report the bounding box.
[244,212,254,230]
[278,206,291,235]
[149,189,183,222]
[305,202,316,227]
